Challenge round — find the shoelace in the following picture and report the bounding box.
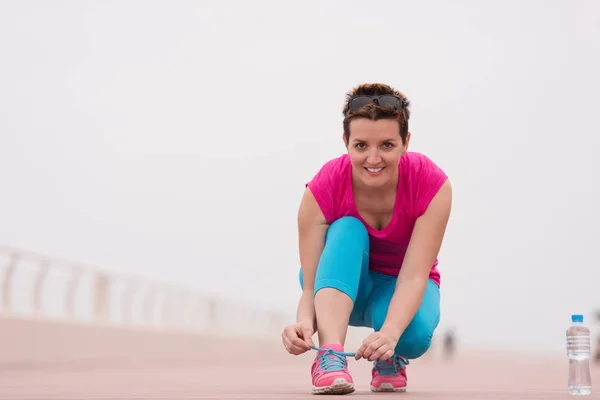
[374,355,410,376]
[396,355,409,369]
[311,347,409,375]
[312,347,356,372]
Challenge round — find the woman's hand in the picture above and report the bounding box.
[355,330,399,361]
[281,320,315,355]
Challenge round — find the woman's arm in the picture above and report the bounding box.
[380,179,452,341]
[296,187,330,333]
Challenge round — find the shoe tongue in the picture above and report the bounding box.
[319,343,344,354]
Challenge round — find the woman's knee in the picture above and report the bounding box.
[299,216,369,301]
[395,310,440,359]
[327,216,368,245]
[371,312,435,359]
[369,280,440,359]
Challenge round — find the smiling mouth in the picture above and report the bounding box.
[365,167,384,173]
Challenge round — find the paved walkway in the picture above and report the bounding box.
[0,327,598,399]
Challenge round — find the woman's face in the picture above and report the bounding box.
[344,118,410,189]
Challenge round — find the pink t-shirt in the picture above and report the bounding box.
[306,151,448,287]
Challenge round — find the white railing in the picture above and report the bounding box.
[0,245,292,339]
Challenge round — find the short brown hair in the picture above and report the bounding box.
[342,83,410,145]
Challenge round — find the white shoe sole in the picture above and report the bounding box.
[370,383,407,392]
[312,378,355,395]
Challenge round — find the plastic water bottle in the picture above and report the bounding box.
[566,314,592,396]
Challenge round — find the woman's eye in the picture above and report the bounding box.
[356,143,366,149]
[382,142,393,149]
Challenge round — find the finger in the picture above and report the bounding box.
[282,335,307,355]
[360,335,381,359]
[288,343,308,355]
[356,334,378,360]
[285,325,299,335]
[378,349,395,361]
[370,345,393,362]
[355,341,369,360]
[285,325,312,351]
[290,335,311,350]
[282,328,305,351]
[283,326,303,344]
[364,337,386,361]
[281,335,292,353]
[300,328,315,348]
[288,326,311,350]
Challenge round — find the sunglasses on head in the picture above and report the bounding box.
[347,94,406,112]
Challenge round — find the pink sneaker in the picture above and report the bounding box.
[370,355,409,392]
[310,344,355,395]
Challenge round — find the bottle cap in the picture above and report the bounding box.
[571,314,584,323]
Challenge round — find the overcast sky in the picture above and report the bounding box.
[1,0,599,354]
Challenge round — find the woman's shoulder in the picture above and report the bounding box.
[401,151,437,166]
[400,151,446,176]
[400,151,448,218]
[309,153,351,183]
[305,154,351,224]
[322,153,351,172]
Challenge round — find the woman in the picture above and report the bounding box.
[281,83,452,395]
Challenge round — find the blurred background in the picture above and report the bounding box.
[1,0,599,369]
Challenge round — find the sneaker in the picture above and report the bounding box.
[370,354,409,392]
[311,344,355,395]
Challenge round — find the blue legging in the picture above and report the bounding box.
[299,216,441,359]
